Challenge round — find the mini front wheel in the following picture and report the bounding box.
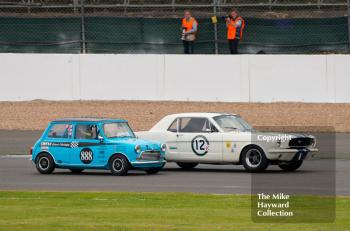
[109,155,129,176]
[278,160,303,172]
[36,153,55,174]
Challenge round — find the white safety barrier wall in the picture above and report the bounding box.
[0,54,349,103]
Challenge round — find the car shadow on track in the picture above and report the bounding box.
[41,167,315,176]
[162,167,314,174]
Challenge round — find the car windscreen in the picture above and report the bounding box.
[103,122,135,138]
[213,115,254,132]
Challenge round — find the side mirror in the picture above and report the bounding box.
[204,128,212,133]
[98,135,104,143]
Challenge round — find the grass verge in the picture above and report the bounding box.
[0,191,349,231]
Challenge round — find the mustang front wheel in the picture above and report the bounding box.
[36,153,55,174]
[176,162,198,170]
[278,160,303,172]
[241,146,269,172]
[109,155,129,176]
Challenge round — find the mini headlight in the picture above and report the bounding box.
[161,143,167,152]
[135,144,142,154]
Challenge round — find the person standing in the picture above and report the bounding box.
[226,9,245,54]
[181,10,198,54]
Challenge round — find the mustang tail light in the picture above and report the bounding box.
[29,147,33,155]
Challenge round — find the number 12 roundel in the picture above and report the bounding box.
[191,135,210,156]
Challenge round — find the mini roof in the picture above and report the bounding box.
[52,118,127,123]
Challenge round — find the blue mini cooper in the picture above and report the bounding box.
[31,118,166,176]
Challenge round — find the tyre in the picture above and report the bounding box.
[241,146,269,172]
[36,153,55,174]
[69,169,84,174]
[109,155,129,176]
[145,168,162,174]
[176,162,198,170]
[278,160,303,172]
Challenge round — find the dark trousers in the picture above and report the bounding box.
[228,39,240,54]
[183,40,194,54]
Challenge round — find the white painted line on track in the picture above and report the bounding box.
[1,155,30,158]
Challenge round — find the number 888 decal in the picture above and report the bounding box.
[80,148,93,164]
[191,135,210,156]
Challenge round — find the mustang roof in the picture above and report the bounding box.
[52,118,127,123]
[164,112,237,118]
[149,112,238,131]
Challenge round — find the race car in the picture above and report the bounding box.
[135,113,318,172]
[31,118,166,176]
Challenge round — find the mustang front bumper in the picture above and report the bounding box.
[267,148,318,162]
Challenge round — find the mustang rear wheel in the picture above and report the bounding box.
[278,160,303,172]
[109,155,129,176]
[176,162,198,170]
[36,153,55,174]
[241,146,269,172]
[69,169,84,174]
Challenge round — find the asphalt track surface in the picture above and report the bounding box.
[0,130,349,194]
[0,156,349,195]
[1,130,349,158]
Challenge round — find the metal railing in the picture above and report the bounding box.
[0,0,349,54]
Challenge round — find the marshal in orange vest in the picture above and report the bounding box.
[182,17,198,41]
[227,16,245,40]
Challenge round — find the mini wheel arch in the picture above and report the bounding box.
[35,151,56,165]
[108,153,131,167]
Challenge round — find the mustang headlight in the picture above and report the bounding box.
[311,138,317,148]
[135,144,142,154]
[161,143,167,152]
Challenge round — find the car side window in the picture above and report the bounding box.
[203,119,219,133]
[167,119,178,132]
[178,117,216,133]
[47,124,73,139]
[75,124,98,140]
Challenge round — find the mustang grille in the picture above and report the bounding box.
[289,137,313,147]
[139,151,161,161]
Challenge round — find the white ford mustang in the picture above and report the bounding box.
[135,113,318,172]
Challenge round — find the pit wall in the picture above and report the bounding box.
[1,54,349,103]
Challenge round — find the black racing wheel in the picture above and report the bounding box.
[241,146,269,172]
[36,153,55,174]
[109,155,129,176]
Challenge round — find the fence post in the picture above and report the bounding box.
[348,0,350,51]
[213,0,219,54]
[80,0,87,54]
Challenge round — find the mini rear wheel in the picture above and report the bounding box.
[36,153,55,174]
[109,155,129,176]
[176,162,198,170]
[241,146,269,172]
[278,160,303,172]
